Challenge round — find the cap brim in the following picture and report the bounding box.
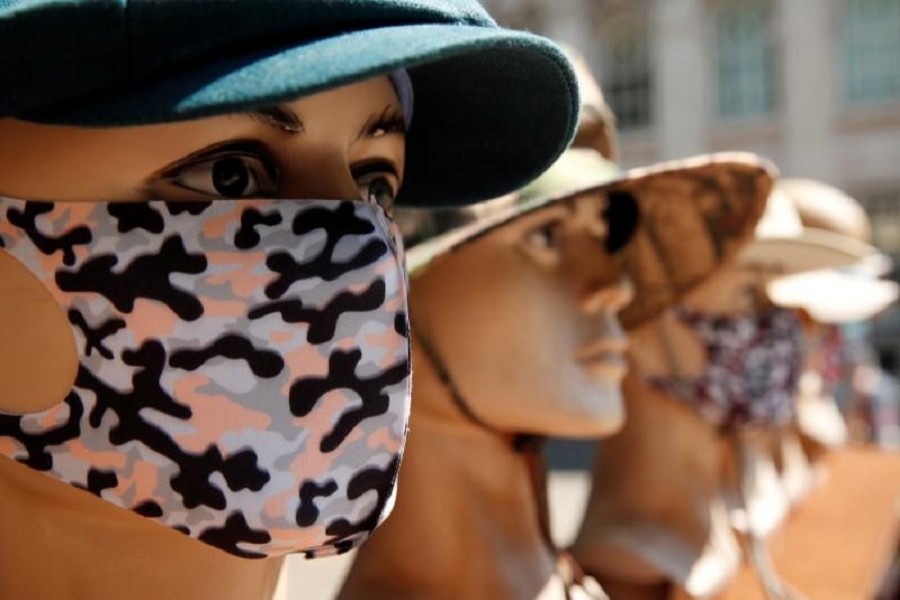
[24,25,578,209]
[739,228,876,275]
[407,153,774,328]
[768,270,899,323]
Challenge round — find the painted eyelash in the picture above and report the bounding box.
[246,110,304,134]
[154,141,279,197]
[367,106,406,138]
[158,141,278,178]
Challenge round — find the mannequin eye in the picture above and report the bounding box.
[518,218,564,268]
[525,221,562,250]
[353,161,399,215]
[161,144,277,199]
[360,176,397,214]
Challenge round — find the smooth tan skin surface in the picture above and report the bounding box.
[0,76,405,600]
[572,265,782,600]
[409,193,633,437]
[572,336,740,600]
[0,457,283,599]
[339,193,633,600]
[0,77,405,416]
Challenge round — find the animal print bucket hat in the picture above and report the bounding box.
[401,149,775,329]
[398,43,774,327]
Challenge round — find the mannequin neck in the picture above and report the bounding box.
[338,342,564,600]
[572,375,740,595]
[0,456,283,600]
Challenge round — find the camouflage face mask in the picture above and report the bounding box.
[0,197,411,559]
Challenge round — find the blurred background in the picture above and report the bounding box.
[285,3,900,597]
[484,0,900,378]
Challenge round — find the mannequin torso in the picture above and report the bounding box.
[341,186,633,600]
[572,370,741,600]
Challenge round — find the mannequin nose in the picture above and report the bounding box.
[581,277,635,315]
[279,158,361,201]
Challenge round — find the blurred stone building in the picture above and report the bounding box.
[484,0,900,372]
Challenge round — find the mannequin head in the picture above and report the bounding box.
[410,189,634,438]
[0,75,418,562]
[0,0,583,587]
[570,262,786,597]
[630,258,806,432]
[406,151,774,439]
[0,77,405,417]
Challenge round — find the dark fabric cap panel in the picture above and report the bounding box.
[0,0,579,207]
[126,0,494,74]
[0,0,493,117]
[2,1,129,117]
[404,44,576,205]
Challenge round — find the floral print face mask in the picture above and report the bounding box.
[649,308,804,429]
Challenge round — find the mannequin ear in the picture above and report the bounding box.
[0,252,77,413]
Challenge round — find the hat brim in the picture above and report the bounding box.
[406,152,774,326]
[739,228,876,275]
[768,270,899,323]
[24,25,578,209]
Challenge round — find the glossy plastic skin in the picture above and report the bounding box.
[0,78,406,600]
[573,266,792,600]
[338,190,633,600]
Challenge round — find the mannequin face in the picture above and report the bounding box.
[0,77,405,202]
[0,76,405,414]
[411,191,635,437]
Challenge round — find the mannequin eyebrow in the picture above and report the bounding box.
[243,105,304,134]
[356,104,406,141]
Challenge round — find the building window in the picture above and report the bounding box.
[596,11,654,130]
[715,0,776,120]
[841,0,900,105]
[862,189,900,263]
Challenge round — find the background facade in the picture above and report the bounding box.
[484,0,900,373]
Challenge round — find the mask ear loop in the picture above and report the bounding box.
[410,328,495,432]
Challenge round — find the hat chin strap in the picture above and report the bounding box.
[411,328,499,434]
[411,328,594,600]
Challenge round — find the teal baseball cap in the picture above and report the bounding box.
[0,0,579,208]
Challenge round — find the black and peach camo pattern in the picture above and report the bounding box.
[0,198,411,558]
